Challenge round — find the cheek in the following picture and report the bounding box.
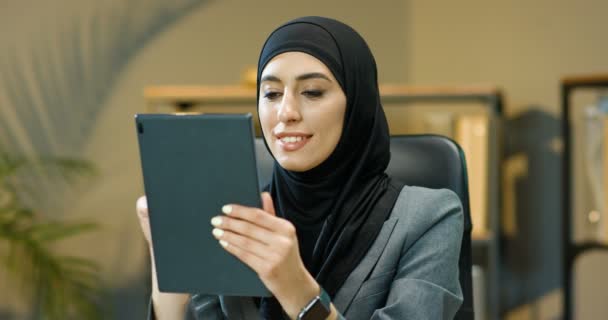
[258,105,280,159]
[313,101,345,152]
[325,117,343,151]
[326,98,346,141]
[258,105,274,134]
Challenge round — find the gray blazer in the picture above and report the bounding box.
[150,186,464,319]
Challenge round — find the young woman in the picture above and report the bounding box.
[138,16,464,320]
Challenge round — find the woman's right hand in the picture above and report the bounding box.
[136,196,190,320]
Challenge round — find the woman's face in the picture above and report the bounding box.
[259,52,347,172]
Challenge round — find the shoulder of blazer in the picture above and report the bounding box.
[390,186,463,244]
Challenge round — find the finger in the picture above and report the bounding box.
[136,196,152,244]
[136,196,148,218]
[211,215,277,246]
[261,192,276,216]
[212,228,276,260]
[221,204,285,231]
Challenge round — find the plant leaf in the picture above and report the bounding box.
[0,150,103,319]
[28,221,98,242]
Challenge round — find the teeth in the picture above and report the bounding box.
[281,136,304,143]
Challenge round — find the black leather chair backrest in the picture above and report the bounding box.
[254,135,474,320]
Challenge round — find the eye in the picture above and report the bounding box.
[263,91,282,100]
[302,90,324,98]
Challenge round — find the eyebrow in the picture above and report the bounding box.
[260,72,332,83]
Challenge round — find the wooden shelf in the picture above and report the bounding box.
[472,231,493,243]
[144,85,256,103]
[144,84,502,103]
[562,74,608,87]
[379,84,501,98]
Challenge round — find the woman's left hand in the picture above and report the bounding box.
[211,192,320,319]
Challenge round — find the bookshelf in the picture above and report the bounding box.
[561,74,608,320]
[144,84,504,320]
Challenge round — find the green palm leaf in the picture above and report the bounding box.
[0,150,103,320]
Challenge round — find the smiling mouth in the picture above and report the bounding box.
[279,136,305,143]
[275,134,312,151]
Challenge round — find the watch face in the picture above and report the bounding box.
[302,299,330,320]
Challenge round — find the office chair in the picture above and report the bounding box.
[254,134,474,320]
[385,135,474,320]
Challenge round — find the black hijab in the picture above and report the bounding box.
[256,16,404,318]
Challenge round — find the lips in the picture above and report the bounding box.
[274,132,312,152]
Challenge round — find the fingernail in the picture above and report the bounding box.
[212,228,224,237]
[138,197,147,209]
[211,217,223,227]
[222,205,233,215]
[219,240,229,247]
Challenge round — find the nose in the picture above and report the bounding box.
[277,91,302,123]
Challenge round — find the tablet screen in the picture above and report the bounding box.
[135,113,270,296]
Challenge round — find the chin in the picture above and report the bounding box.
[277,162,309,172]
[276,158,316,172]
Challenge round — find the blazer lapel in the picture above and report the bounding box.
[332,217,399,313]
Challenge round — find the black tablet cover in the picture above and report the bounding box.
[135,113,270,296]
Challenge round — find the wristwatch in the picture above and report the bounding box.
[297,287,331,320]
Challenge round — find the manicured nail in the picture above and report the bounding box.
[222,205,233,214]
[219,240,229,247]
[211,217,222,227]
[137,197,147,209]
[212,228,224,237]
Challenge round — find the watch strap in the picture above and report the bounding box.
[297,287,332,320]
[319,287,331,310]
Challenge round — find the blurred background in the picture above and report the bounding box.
[1,0,607,319]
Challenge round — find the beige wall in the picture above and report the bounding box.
[405,0,608,117]
[133,0,408,86]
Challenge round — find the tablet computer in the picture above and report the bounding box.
[135,113,270,296]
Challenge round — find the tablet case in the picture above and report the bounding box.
[135,113,270,296]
